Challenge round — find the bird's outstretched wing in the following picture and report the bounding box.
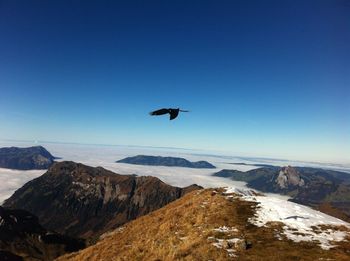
[149,108,170,116]
[169,109,179,120]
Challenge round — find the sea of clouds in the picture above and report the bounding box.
[0,168,46,204]
[0,140,349,204]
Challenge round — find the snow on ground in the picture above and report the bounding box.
[213,226,238,233]
[225,187,350,250]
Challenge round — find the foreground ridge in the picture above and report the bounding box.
[57,188,350,261]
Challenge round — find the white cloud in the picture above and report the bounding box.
[0,168,45,204]
[0,141,251,204]
[0,140,349,205]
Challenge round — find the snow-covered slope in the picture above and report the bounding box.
[225,187,350,250]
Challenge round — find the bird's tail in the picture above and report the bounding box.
[179,110,189,112]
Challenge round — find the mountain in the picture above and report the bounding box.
[0,206,85,261]
[117,155,216,168]
[3,161,202,239]
[213,166,350,221]
[229,162,276,168]
[57,188,350,261]
[0,146,56,170]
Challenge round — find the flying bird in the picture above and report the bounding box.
[149,108,189,120]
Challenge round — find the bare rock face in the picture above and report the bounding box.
[3,161,202,238]
[276,166,305,189]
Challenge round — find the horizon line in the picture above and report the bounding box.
[1,138,349,167]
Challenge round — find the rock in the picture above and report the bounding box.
[276,166,304,189]
[222,240,232,249]
[234,239,247,251]
[245,240,253,249]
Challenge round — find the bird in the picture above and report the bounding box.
[149,108,189,120]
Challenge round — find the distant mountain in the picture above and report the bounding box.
[229,162,276,168]
[213,166,350,221]
[3,161,202,238]
[57,188,350,261]
[0,146,56,170]
[0,206,85,261]
[117,155,216,168]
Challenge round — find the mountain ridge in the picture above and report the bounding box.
[57,188,350,261]
[0,146,56,170]
[117,155,216,168]
[3,161,202,238]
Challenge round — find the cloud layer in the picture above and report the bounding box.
[0,141,349,204]
[0,168,45,204]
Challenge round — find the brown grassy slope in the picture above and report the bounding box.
[57,189,350,261]
[316,202,350,223]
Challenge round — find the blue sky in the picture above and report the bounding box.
[0,0,349,163]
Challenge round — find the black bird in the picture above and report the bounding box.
[149,108,189,120]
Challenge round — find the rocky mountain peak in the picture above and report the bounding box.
[276,165,305,189]
[3,161,202,238]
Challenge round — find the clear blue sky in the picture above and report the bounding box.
[0,0,349,163]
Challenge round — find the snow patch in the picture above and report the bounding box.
[224,187,257,197]
[225,187,350,250]
[213,226,238,233]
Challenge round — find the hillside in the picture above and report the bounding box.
[214,166,350,221]
[3,161,201,238]
[0,206,85,260]
[0,146,56,170]
[117,155,216,168]
[57,188,350,261]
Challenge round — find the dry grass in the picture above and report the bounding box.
[57,189,350,261]
[316,202,350,223]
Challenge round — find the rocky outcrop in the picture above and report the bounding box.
[117,155,216,168]
[3,161,202,238]
[0,206,85,261]
[276,166,305,189]
[0,146,56,170]
[213,166,350,221]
